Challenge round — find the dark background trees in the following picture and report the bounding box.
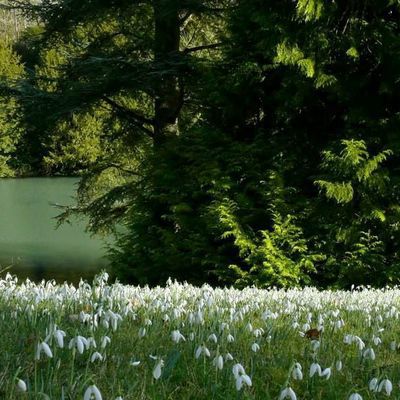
[1,0,400,287]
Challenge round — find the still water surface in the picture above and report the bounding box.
[0,178,109,283]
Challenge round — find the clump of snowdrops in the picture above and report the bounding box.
[1,272,400,399]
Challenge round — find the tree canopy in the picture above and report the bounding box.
[1,0,400,287]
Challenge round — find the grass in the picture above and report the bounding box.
[0,272,400,399]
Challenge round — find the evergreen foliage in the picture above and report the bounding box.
[1,0,400,287]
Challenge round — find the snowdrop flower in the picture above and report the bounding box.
[378,379,393,396]
[246,323,253,332]
[138,327,146,338]
[86,337,97,349]
[36,342,53,360]
[390,341,397,351]
[101,336,111,349]
[311,340,320,351]
[253,328,264,337]
[320,367,331,380]
[335,360,343,371]
[369,377,379,392]
[208,333,218,343]
[115,397,123,400]
[90,352,103,363]
[279,387,297,400]
[130,360,141,367]
[335,319,345,329]
[251,343,260,353]
[373,336,382,346]
[16,379,27,392]
[69,336,87,354]
[213,355,224,370]
[220,322,229,331]
[54,329,66,348]
[227,334,235,343]
[225,353,234,361]
[363,347,376,361]
[189,332,195,341]
[309,362,322,378]
[171,330,186,343]
[84,385,102,400]
[291,363,303,380]
[153,359,164,380]
[348,393,363,400]
[232,363,252,391]
[195,345,211,359]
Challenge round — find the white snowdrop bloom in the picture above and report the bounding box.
[86,337,97,349]
[69,336,87,354]
[253,328,264,337]
[279,387,297,400]
[171,330,186,343]
[232,363,251,391]
[212,355,224,370]
[100,336,111,349]
[251,343,260,353]
[311,340,320,351]
[378,379,393,396]
[102,319,109,330]
[390,341,397,351]
[335,319,345,329]
[115,397,123,400]
[208,333,218,343]
[369,377,379,392]
[84,385,102,400]
[90,352,103,363]
[302,323,310,332]
[36,342,53,360]
[232,363,245,379]
[320,367,331,380]
[130,360,141,367]
[16,379,27,392]
[292,321,299,329]
[363,347,376,361]
[144,318,152,326]
[373,336,382,346]
[335,360,343,371]
[227,334,235,343]
[163,314,170,322]
[246,323,253,332]
[138,327,146,338]
[355,336,366,351]
[309,362,322,378]
[348,393,363,400]
[195,345,211,359]
[291,363,303,380]
[220,322,229,331]
[343,334,353,344]
[153,359,164,380]
[54,329,66,348]
[225,353,234,361]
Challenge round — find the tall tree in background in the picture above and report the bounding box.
[2,0,400,287]
[1,0,229,283]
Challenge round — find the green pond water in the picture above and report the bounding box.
[0,177,109,283]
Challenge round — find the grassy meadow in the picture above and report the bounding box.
[1,272,400,399]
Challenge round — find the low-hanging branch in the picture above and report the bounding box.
[101,96,154,138]
[183,42,223,54]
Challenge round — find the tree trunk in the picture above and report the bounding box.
[153,0,182,143]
